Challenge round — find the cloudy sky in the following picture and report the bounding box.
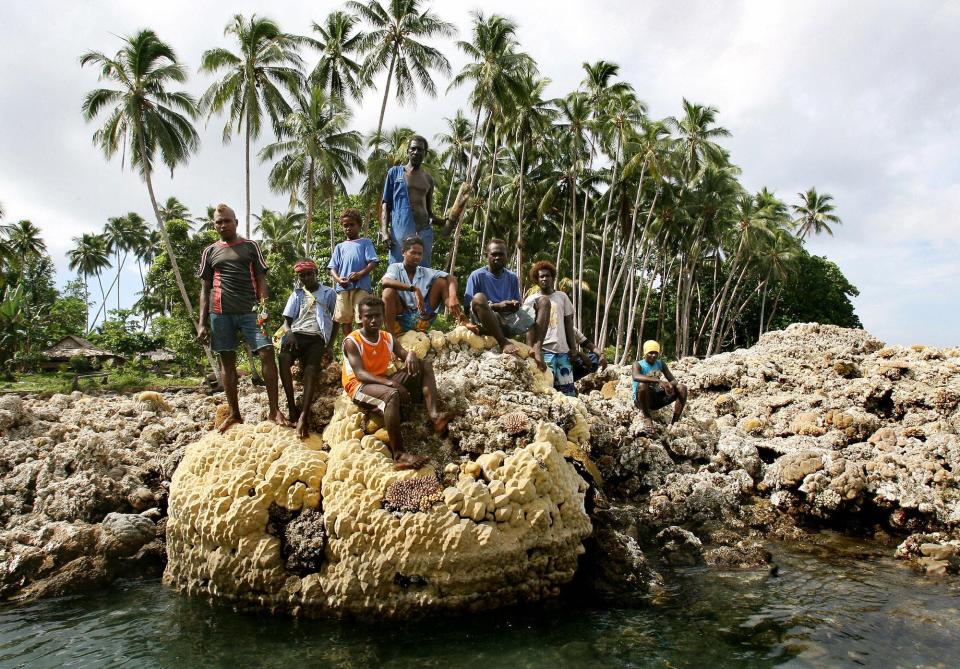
[1,0,957,345]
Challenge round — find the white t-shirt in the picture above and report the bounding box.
[523,290,575,353]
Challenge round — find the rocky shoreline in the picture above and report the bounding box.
[1,323,958,608]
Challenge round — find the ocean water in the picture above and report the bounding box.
[1,533,957,668]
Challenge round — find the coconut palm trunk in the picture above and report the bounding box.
[373,46,398,144]
[136,122,220,379]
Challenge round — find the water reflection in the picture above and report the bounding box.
[1,533,957,668]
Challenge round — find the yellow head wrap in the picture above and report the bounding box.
[642,340,661,355]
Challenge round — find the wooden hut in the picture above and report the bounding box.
[40,335,124,371]
[136,347,178,371]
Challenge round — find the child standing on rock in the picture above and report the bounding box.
[328,208,379,339]
[631,340,688,433]
[278,259,337,439]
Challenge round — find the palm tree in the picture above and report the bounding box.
[665,99,731,186]
[448,12,531,183]
[255,207,304,259]
[200,14,304,237]
[348,0,456,144]
[260,86,364,256]
[158,196,191,223]
[67,233,110,332]
[793,187,841,240]
[1,220,47,279]
[80,29,201,336]
[434,111,474,212]
[307,11,366,106]
[104,213,150,311]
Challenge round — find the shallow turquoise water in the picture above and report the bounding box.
[1,534,957,668]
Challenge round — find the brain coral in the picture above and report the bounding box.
[164,330,593,617]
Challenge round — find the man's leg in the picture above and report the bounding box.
[295,337,326,438]
[471,293,515,352]
[277,341,299,422]
[382,286,405,333]
[634,384,655,421]
[354,383,427,470]
[671,384,688,424]
[526,294,551,371]
[218,351,242,433]
[258,346,292,427]
[416,358,454,434]
[427,275,447,313]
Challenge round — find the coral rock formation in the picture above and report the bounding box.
[164,330,592,617]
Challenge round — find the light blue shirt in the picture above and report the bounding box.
[632,358,665,397]
[382,165,435,267]
[327,237,379,293]
[382,262,448,313]
[282,285,337,342]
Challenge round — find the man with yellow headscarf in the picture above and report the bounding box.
[631,340,687,434]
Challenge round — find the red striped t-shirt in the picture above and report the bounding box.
[196,239,268,314]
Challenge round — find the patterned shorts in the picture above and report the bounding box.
[544,351,577,397]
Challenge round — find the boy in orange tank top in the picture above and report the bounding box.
[341,295,453,470]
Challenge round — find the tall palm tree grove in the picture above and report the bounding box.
[200,14,304,238]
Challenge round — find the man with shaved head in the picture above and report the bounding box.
[197,203,291,432]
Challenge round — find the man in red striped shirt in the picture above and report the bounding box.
[197,204,291,433]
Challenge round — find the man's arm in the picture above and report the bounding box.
[349,260,378,282]
[426,177,444,226]
[632,362,661,384]
[393,335,420,376]
[198,278,212,343]
[254,272,269,302]
[563,314,577,358]
[380,171,394,246]
[343,338,397,387]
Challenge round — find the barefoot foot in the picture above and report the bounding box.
[296,415,310,439]
[270,410,294,428]
[394,452,429,471]
[501,342,520,356]
[218,413,243,434]
[430,413,455,436]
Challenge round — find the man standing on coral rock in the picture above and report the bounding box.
[197,203,291,433]
[380,134,446,267]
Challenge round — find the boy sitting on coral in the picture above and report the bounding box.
[328,208,379,338]
[631,339,688,434]
[341,295,454,470]
[380,235,468,334]
[279,259,337,439]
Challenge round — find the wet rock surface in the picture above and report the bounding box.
[2,323,959,610]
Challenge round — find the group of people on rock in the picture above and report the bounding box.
[197,135,686,468]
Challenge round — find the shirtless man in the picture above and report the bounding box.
[380,135,445,267]
[341,296,453,470]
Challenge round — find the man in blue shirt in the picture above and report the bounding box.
[381,236,466,334]
[278,259,337,439]
[465,239,548,371]
[380,135,446,267]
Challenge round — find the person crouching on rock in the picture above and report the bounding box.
[631,339,688,434]
[278,259,337,439]
[380,235,467,334]
[341,296,453,470]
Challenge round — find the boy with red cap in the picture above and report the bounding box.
[278,259,337,438]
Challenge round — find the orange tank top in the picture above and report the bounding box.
[341,329,394,397]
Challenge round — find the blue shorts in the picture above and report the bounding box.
[209,312,272,354]
[395,307,437,334]
[544,351,577,397]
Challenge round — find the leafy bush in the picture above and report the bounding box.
[69,355,93,373]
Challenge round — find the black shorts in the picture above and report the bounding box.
[281,332,327,368]
[634,383,677,410]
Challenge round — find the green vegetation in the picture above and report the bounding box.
[0,5,860,388]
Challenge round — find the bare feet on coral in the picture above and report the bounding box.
[430,413,455,436]
[218,413,243,433]
[287,405,301,423]
[296,415,310,439]
[394,452,429,471]
[270,410,294,428]
[639,417,656,435]
[501,342,520,356]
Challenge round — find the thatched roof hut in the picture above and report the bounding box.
[137,348,178,363]
[41,335,124,369]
